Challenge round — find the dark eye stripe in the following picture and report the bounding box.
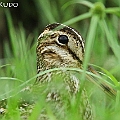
[68,48,83,64]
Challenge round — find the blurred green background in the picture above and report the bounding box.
[0,0,120,78]
[0,0,119,56]
[0,0,120,119]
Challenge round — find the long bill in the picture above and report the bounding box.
[86,66,117,99]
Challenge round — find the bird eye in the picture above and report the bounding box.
[58,35,69,44]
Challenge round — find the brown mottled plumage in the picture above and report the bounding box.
[0,23,116,120]
[36,23,93,120]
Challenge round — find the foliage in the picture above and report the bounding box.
[0,0,120,120]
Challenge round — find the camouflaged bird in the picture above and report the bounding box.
[36,23,116,120]
[36,23,93,120]
[0,23,116,120]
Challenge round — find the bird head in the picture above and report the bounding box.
[37,23,85,71]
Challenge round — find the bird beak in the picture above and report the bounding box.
[86,65,117,99]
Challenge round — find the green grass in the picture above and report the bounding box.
[0,1,120,120]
